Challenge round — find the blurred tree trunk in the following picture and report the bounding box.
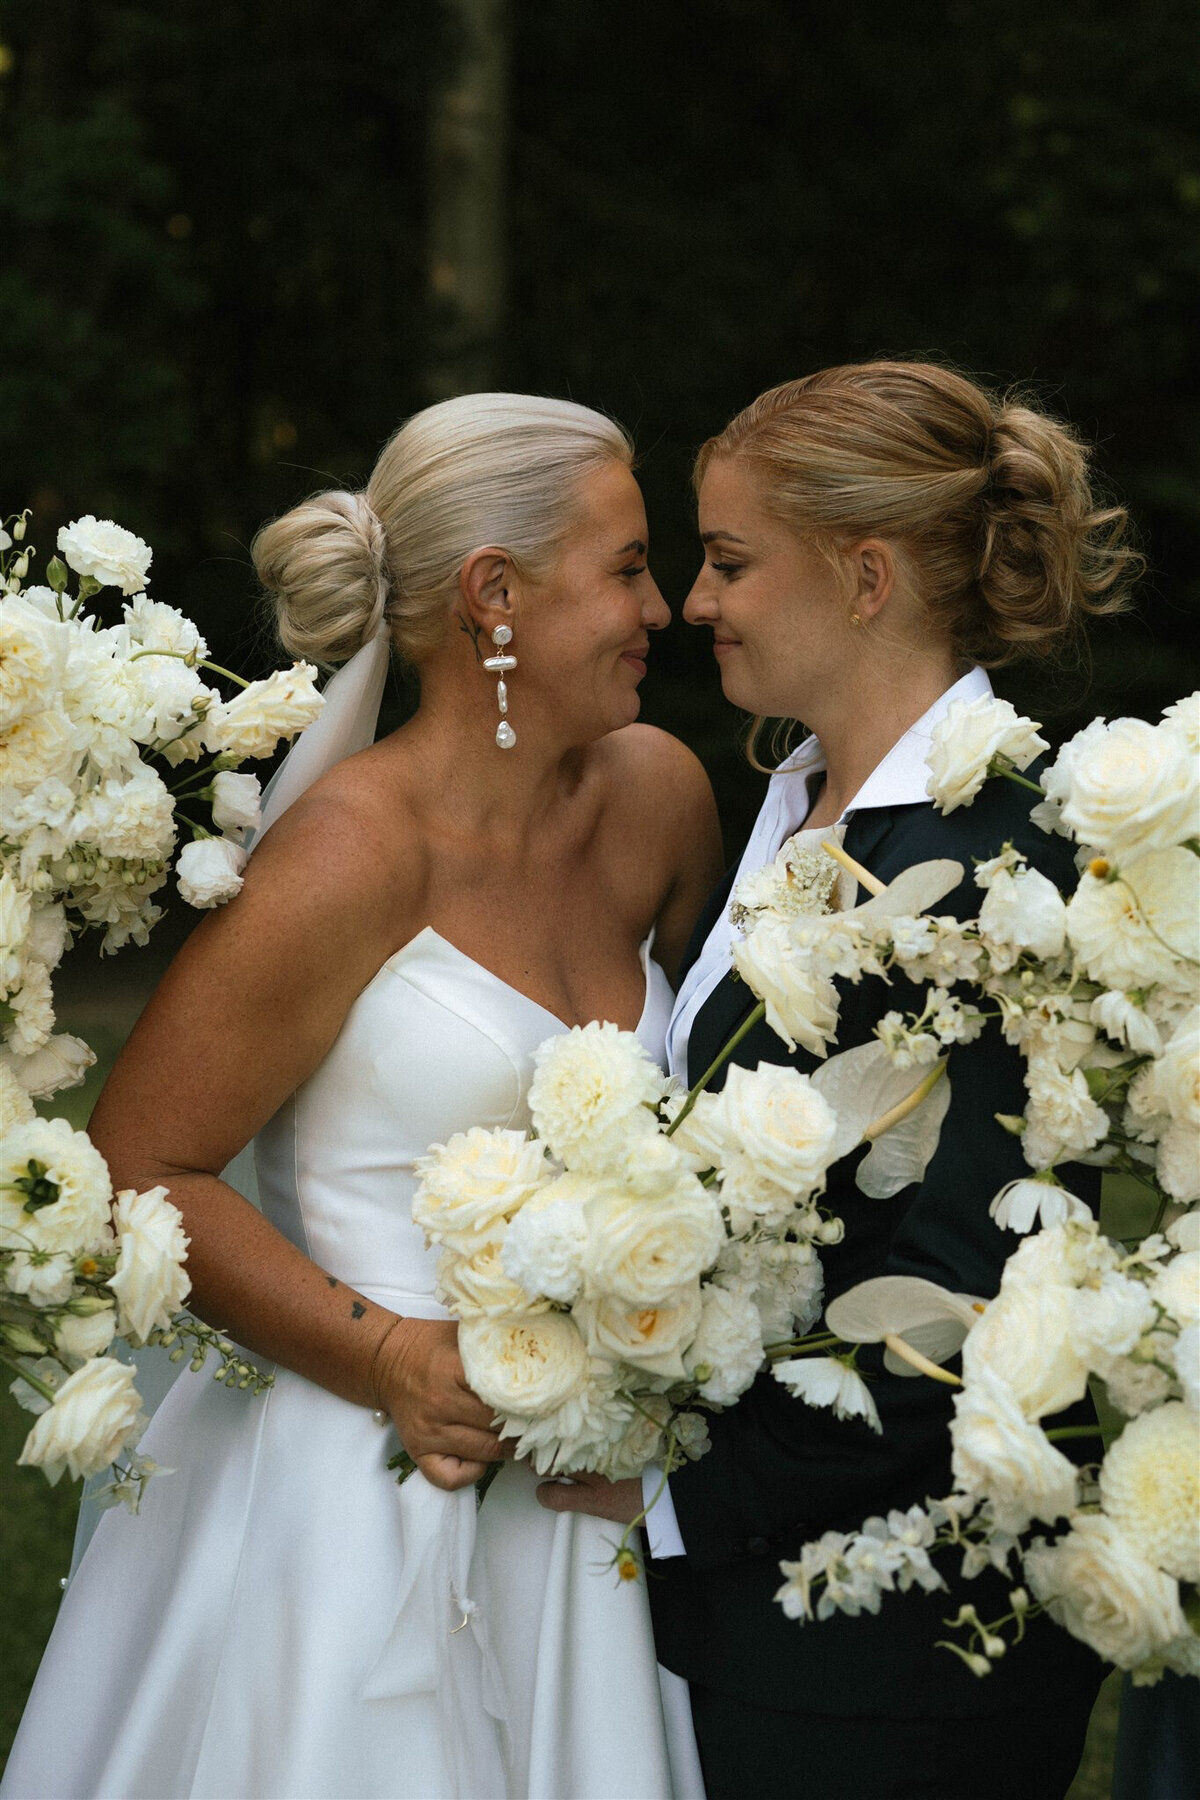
[423,0,510,399]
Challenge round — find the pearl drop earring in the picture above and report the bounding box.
[483,623,517,749]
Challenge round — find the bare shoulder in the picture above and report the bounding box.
[594,723,717,822]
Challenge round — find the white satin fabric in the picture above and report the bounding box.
[3,928,704,1799]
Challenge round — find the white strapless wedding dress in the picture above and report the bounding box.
[2,928,704,1800]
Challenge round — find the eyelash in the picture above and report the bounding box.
[621,565,647,579]
[709,561,743,577]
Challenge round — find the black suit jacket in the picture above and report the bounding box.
[648,772,1105,1718]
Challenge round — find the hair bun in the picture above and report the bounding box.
[252,489,390,666]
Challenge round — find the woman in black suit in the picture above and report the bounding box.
[538,361,1141,1799]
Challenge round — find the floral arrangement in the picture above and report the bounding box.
[756,691,1200,1688]
[1,509,322,1508]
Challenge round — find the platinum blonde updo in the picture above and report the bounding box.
[253,393,633,667]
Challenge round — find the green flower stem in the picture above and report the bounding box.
[1043,1424,1105,1443]
[0,1348,59,1404]
[128,650,251,690]
[666,1001,767,1137]
[996,765,1046,797]
[764,1333,843,1357]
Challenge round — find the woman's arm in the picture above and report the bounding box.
[88,777,503,1490]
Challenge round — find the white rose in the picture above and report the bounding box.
[528,1021,667,1174]
[773,1355,882,1433]
[18,1356,147,1483]
[1151,1252,1200,1329]
[1073,1272,1157,1366]
[925,695,1048,814]
[412,1127,551,1253]
[1043,716,1200,861]
[1066,850,1200,993]
[54,1303,117,1362]
[436,1242,545,1319]
[1025,1513,1188,1670]
[57,516,153,595]
[988,1176,1091,1235]
[732,921,841,1058]
[108,1185,192,1341]
[977,866,1067,967]
[684,1285,765,1405]
[210,771,262,839]
[458,1312,589,1419]
[702,1062,839,1218]
[0,703,78,794]
[202,663,323,761]
[1162,691,1200,754]
[500,1185,588,1303]
[583,1175,722,1308]
[3,955,55,1056]
[0,1116,112,1257]
[0,593,67,730]
[175,836,247,908]
[1099,1402,1200,1581]
[1,1034,95,1101]
[1021,1057,1109,1171]
[963,1282,1090,1419]
[1090,991,1163,1057]
[1172,1323,1199,1413]
[576,1285,703,1380]
[1156,1013,1200,1129]
[950,1366,1079,1531]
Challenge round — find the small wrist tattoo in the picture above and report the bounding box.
[351,1301,367,1320]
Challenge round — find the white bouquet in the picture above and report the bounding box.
[1,508,321,1507]
[764,691,1199,1686]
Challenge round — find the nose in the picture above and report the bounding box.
[683,566,718,626]
[642,573,670,631]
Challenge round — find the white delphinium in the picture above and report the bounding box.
[861,1505,947,1595]
[773,1355,883,1433]
[1099,1402,1200,1582]
[776,1525,905,1623]
[57,517,152,595]
[528,1021,667,1173]
[949,1365,1079,1533]
[1025,1514,1189,1672]
[16,1356,147,1483]
[925,696,1049,814]
[175,836,247,908]
[1041,714,1199,863]
[0,1116,113,1257]
[684,1284,766,1405]
[107,1186,192,1342]
[1065,849,1199,995]
[202,664,322,761]
[988,1175,1092,1235]
[413,1127,552,1255]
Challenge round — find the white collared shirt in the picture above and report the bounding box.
[644,665,993,1559]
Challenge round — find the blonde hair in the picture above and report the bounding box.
[254,393,633,666]
[696,361,1140,765]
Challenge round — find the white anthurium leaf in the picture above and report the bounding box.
[850,859,965,922]
[855,1067,952,1198]
[825,1275,985,1378]
[810,1040,943,1165]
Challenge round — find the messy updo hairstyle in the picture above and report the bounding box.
[695,361,1140,671]
[253,393,633,667]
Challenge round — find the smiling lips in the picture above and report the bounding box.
[712,636,740,655]
[621,643,650,674]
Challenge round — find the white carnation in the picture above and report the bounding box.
[1090,991,1163,1057]
[1043,715,1200,862]
[1021,1057,1109,1171]
[685,1285,766,1405]
[1151,1252,1200,1328]
[500,1185,588,1303]
[1066,850,1200,993]
[210,771,262,839]
[202,663,323,761]
[1025,1513,1188,1671]
[0,1116,113,1257]
[122,593,205,662]
[977,865,1067,968]
[57,516,153,595]
[1099,1402,1200,1581]
[458,1311,590,1419]
[413,1127,551,1253]
[175,836,247,908]
[925,696,1048,813]
[773,1355,882,1433]
[732,920,841,1058]
[108,1185,192,1341]
[528,1021,667,1174]
[950,1365,1079,1531]
[3,955,55,1056]
[17,1355,147,1483]
[0,1062,35,1134]
[78,765,177,863]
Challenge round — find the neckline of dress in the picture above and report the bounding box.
[386,925,655,1037]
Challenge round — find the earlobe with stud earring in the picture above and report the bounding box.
[850,612,863,627]
[483,623,517,749]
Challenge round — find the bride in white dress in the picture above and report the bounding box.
[2,394,721,1800]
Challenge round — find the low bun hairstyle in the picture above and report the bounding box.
[695,361,1141,668]
[254,393,633,667]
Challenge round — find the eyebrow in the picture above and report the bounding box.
[616,538,647,555]
[700,530,748,545]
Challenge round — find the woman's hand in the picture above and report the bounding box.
[535,1471,643,1524]
[373,1316,509,1492]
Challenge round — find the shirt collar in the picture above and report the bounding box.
[771,665,993,824]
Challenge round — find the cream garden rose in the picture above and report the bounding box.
[108,1185,192,1342]
[925,696,1048,814]
[698,1062,839,1221]
[202,663,323,761]
[1043,715,1200,863]
[18,1356,147,1483]
[583,1176,723,1308]
[1025,1513,1188,1670]
[175,837,247,909]
[413,1127,551,1253]
[950,1365,1079,1532]
[732,921,840,1058]
[576,1285,703,1380]
[458,1312,590,1418]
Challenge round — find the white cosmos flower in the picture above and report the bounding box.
[1099,1402,1200,1581]
[202,663,323,761]
[0,1116,112,1258]
[175,837,247,908]
[1065,849,1200,994]
[1043,715,1200,862]
[57,516,153,595]
[925,696,1049,813]
[685,1284,765,1405]
[210,770,262,839]
[950,1365,1079,1532]
[17,1356,147,1483]
[989,1176,1092,1235]
[773,1356,882,1433]
[458,1311,590,1419]
[1025,1513,1188,1671]
[413,1127,551,1254]
[108,1185,192,1341]
[528,1021,667,1173]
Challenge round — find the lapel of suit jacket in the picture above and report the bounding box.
[841,806,900,891]
[686,967,762,1087]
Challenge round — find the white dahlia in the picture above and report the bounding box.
[528,1020,667,1174]
[1099,1402,1200,1581]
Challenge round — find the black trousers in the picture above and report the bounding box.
[688,1684,1094,1800]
